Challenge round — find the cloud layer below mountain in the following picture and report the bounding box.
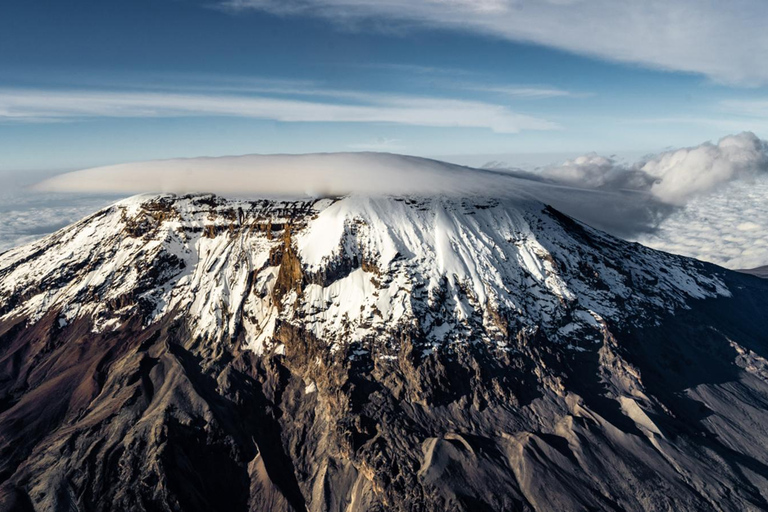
[528,132,768,268]
[637,176,768,270]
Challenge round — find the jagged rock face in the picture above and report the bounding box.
[1,193,768,512]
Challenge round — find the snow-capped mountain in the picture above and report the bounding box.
[1,183,767,511]
[0,193,727,355]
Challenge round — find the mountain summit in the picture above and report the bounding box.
[1,185,767,511]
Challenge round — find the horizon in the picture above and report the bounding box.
[3,0,768,172]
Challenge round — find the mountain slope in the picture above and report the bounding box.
[1,192,767,511]
[743,265,768,278]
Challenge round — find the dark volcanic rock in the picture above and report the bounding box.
[1,194,768,511]
[742,265,768,279]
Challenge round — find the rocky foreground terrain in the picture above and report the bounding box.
[0,191,767,511]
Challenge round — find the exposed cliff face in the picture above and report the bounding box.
[1,193,767,512]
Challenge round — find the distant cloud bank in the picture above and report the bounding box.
[539,132,768,205]
[521,132,768,269]
[34,133,768,263]
[0,88,557,134]
[35,153,503,197]
[638,177,768,270]
[33,151,667,238]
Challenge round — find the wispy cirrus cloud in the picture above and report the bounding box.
[339,63,590,100]
[220,0,768,86]
[720,99,768,118]
[0,88,558,133]
[466,85,589,99]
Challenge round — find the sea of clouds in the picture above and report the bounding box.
[637,177,768,270]
[520,132,768,268]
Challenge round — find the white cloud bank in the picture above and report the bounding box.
[516,132,768,268]
[37,133,768,211]
[35,153,524,196]
[539,132,768,205]
[28,132,768,269]
[643,133,768,204]
[221,0,768,85]
[32,152,671,238]
[0,88,557,133]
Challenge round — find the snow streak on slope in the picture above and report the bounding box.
[292,196,728,354]
[0,194,729,358]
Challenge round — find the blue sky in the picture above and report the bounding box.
[2,0,768,172]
